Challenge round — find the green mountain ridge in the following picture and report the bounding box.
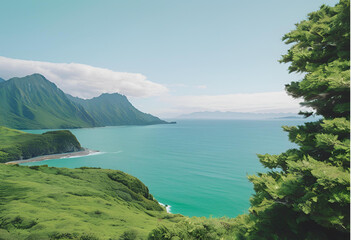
[67,93,167,126]
[0,74,167,129]
[0,74,98,129]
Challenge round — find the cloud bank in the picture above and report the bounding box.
[149,91,302,117]
[174,92,301,112]
[0,56,168,98]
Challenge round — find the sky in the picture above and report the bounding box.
[0,0,339,118]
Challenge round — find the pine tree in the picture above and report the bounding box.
[239,1,350,239]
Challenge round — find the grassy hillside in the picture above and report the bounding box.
[0,164,183,240]
[0,127,82,163]
[0,74,98,129]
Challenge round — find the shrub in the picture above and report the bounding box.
[119,229,139,240]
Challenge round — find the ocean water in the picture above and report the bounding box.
[22,119,306,218]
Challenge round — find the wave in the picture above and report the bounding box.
[110,150,123,154]
[60,151,105,159]
[159,202,171,213]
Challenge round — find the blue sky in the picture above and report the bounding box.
[0,0,339,117]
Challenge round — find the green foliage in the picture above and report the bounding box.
[48,232,100,240]
[119,229,140,240]
[280,0,350,119]
[148,217,239,240]
[0,126,82,163]
[234,1,350,239]
[108,172,154,201]
[0,164,182,240]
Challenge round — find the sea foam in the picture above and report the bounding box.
[60,151,104,159]
[159,202,171,213]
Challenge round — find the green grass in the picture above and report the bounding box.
[0,164,184,240]
[0,126,82,163]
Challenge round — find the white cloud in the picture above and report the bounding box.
[0,56,168,99]
[166,84,207,89]
[167,83,188,88]
[174,92,301,112]
[149,91,303,117]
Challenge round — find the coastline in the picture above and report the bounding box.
[5,148,99,165]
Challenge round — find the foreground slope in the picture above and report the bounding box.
[0,74,98,129]
[0,127,82,163]
[0,164,182,240]
[67,93,167,126]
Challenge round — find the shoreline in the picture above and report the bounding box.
[5,149,99,165]
[159,202,172,213]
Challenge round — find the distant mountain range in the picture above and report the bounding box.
[0,74,167,129]
[177,111,304,120]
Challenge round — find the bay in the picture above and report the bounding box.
[22,119,307,218]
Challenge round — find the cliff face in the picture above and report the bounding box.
[0,127,83,163]
[19,130,83,159]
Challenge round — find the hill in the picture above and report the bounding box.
[0,164,183,239]
[67,93,167,126]
[0,126,83,163]
[0,74,98,129]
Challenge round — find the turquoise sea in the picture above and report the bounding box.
[22,119,307,218]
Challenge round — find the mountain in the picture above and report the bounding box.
[0,74,167,129]
[0,126,82,163]
[0,77,5,82]
[177,111,304,120]
[67,93,167,126]
[0,74,98,129]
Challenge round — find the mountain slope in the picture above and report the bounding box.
[0,126,83,163]
[0,77,4,82]
[0,74,167,129]
[67,93,167,126]
[0,74,98,129]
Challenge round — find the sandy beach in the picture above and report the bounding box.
[5,149,99,165]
